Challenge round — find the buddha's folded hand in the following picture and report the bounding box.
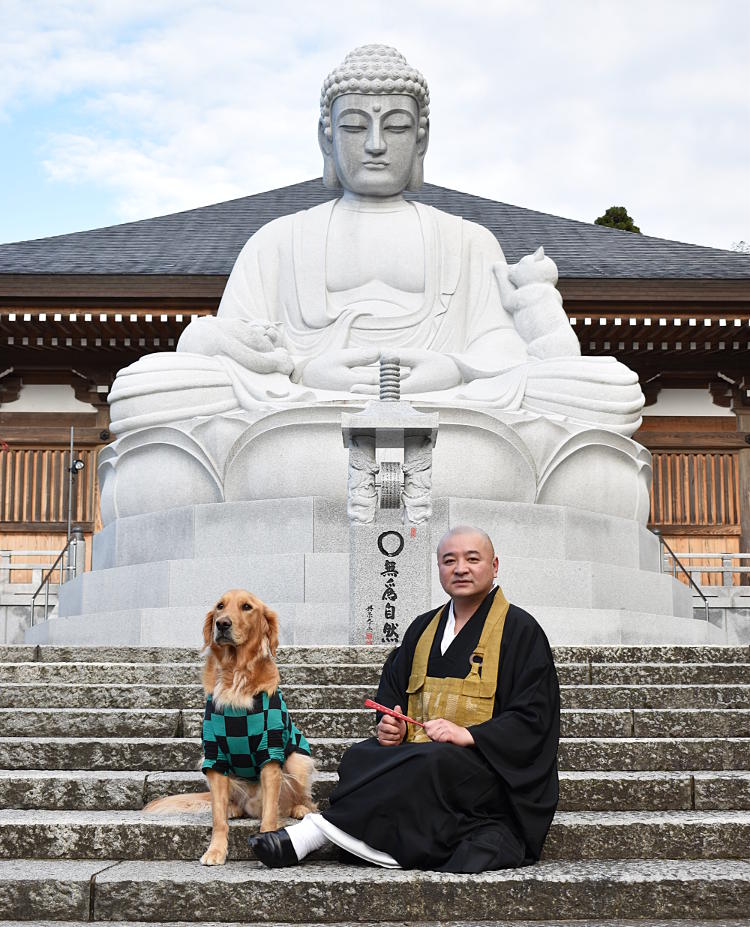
[397,349,462,394]
[298,347,381,391]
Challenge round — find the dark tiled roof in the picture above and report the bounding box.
[0,179,748,280]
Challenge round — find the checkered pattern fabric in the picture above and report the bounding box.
[202,688,311,781]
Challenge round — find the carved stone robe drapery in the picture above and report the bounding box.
[109,198,642,436]
[108,200,531,434]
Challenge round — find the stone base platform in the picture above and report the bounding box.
[25,495,713,646]
[24,604,725,646]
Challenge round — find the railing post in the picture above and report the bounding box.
[0,551,9,583]
[722,555,733,588]
[653,529,665,574]
[70,527,85,579]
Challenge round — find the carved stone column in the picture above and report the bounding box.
[342,355,439,643]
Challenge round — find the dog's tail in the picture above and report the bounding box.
[143,792,211,813]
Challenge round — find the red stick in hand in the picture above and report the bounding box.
[364,698,424,728]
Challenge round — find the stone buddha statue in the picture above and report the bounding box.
[108,45,643,438]
[101,45,650,526]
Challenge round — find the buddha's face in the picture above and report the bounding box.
[330,94,423,197]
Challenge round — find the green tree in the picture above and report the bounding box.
[595,206,641,233]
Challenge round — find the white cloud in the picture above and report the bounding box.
[2,0,749,246]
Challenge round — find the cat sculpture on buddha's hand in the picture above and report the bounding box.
[494,247,580,360]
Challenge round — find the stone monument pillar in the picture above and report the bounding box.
[343,356,439,644]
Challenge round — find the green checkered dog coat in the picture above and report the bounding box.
[202,689,311,780]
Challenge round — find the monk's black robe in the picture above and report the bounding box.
[322,587,560,872]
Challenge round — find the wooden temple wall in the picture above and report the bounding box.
[650,451,741,585]
[640,415,745,586]
[0,444,98,582]
[1,445,99,529]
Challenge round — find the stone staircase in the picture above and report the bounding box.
[0,644,748,926]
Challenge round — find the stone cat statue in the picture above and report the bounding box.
[494,247,580,360]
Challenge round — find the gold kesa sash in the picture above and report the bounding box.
[405,587,509,743]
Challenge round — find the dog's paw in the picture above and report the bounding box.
[290,803,314,819]
[259,819,279,833]
[200,845,227,866]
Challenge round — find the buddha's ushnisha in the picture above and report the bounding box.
[319,44,430,139]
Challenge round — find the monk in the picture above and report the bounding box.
[109,44,643,437]
[249,525,560,872]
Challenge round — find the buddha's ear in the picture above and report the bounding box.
[407,120,429,192]
[418,118,430,156]
[318,121,342,190]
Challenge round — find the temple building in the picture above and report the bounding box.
[2,178,750,592]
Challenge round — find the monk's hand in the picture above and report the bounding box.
[298,348,381,391]
[423,718,475,746]
[377,704,406,746]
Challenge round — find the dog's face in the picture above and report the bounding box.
[202,589,279,658]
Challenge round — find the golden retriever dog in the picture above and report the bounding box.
[145,589,316,866]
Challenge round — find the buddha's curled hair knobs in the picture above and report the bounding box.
[320,44,430,139]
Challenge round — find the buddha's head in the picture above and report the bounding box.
[319,45,430,195]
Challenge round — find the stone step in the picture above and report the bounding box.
[0,659,747,687]
[2,922,748,927]
[630,708,750,738]
[558,738,750,772]
[1,859,746,923]
[563,684,750,709]
[0,662,376,686]
[1,644,748,664]
[1,769,748,813]
[0,708,184,738]
[2,681,749,710]
[557,645,750,664]
[3,706,747,740]
[0,683,206,709]
[142,769,750,814]
[0,645,393,665]
[0,737,202,772]
[0,735,747,773]
[179,707,750,740]
[589,664,750,685]
[0,809,749,863]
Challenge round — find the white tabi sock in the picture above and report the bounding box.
[285,813,331,860]
[308,812,401,869]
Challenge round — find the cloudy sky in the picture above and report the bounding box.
[1,0,748,249]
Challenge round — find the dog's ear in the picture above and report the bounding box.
[202,609,215,649]
[262,605,279,657]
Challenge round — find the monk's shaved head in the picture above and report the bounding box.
[437,525,495,559]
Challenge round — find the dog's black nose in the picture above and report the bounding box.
[216,618,232,633]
